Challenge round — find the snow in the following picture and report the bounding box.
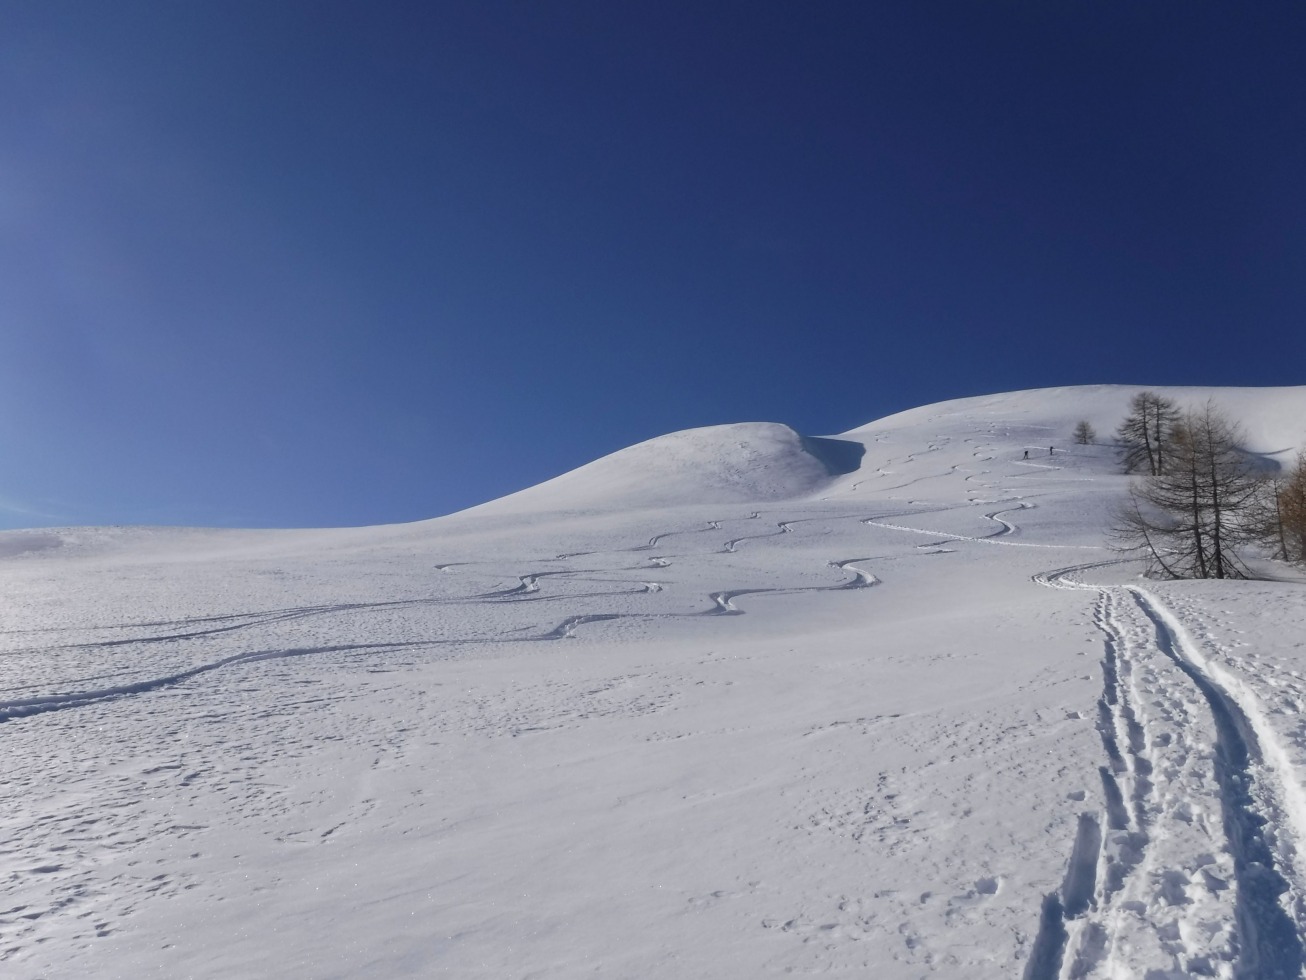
[3,383,1306,978]
[462,421,854,514]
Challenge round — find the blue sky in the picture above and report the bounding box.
[3,2,1304,529]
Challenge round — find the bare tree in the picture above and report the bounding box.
[1073,420,1096,445]
[1255,474,1292,561]
[1111,402,1264,579]
[1284,454,1306,564]
[1116,391,1180,475]
[1257,451,1306,563]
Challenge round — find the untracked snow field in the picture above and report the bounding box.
[4,385,1306,979]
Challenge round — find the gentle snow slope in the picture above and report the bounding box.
[463,421,861,514]
[3,384,1306,980]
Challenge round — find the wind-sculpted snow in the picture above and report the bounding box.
[462,421,854,515]
[4,384,1306,979]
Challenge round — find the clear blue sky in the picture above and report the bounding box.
[3,2,1304,529]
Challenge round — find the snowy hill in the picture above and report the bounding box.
[4,384,1306,979]
[462,421,863,515]
[462,384,1306,518]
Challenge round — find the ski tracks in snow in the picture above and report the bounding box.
[0,513,885,727]
[1031,565,1306,978]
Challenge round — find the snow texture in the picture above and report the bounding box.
[3,383,1306,979]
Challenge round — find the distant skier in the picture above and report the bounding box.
[1023,450,1029,459]
[1049,446,1054,455]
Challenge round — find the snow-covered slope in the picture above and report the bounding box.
[843,383,1306,460]
[463,384,1306,518]
[462,421,862,515]
[4,384,1306,979]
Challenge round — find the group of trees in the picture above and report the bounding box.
[1263,452,1306,564]
[1109,391,1306,579]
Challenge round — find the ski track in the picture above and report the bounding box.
[0,643,418,724]
[723,521,792,553]
[0,512,884,727]
[1031,561,1306,979]
[863,503,1102,551]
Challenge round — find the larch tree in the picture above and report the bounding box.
[1116,391,1180,475]
[1267,451,1306,563]
[1111,402,1264,579]
[1073,420,1096,445]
